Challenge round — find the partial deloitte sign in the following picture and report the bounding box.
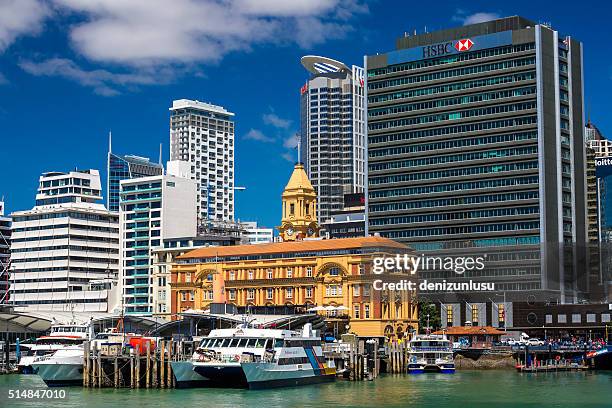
[595,157,612,178]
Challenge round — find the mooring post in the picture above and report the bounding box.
[97,348,103,388]
[160,341,165,388]
[146,341,151,388]
[167,340,173,388]
[114,355,119,388]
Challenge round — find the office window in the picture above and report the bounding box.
[228,289,236,301]
[248,270,254,280]
[471,305,479,325]
[329,267,339,276]
[546,314,553,324]
[306,267,313,277]
[572,314,581,323]
[358,264,365,275]
[447,307,453,326]
[229,271,235,280]
[558,314,567,323]
[247,289,255,300]
[185,273,191,283]
[189,291,195,301]
[290,203,295,215]
[354,304,360,319]
[365,304,370,319]
[286,287,293,299]
[267,269,273,279]
[587,314,596,323]
[354,284,360,297]
[498,304,505,326]
[181,291,186,301]
[306,287,313,298]
[602,313,611,323]
[286,268,293,278]
[363,284,370,296]
[267,288,273,299]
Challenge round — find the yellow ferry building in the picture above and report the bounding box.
[170,163,418,339]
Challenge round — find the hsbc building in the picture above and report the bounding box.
[365,16,595,313]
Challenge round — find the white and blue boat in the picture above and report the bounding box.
[407,334,455,373]
[191,323,335,388]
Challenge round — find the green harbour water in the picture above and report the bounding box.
[1,370,611,408]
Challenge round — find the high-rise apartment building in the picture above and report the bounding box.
[0,201,10,304]
[169,99,235,224]
[10,170,119,312]
[107,135,164,212]
[119,165,197,315]
[366,16,587,304]
[300,56,366,225]
[241,221,274,244]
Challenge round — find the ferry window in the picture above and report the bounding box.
[255,339,266,348]
[219,338,230,347]
[247,339,257,347]
[275,339,283,348]
[229,338,240,347]
[264,339,273,349]
[236,338,247,347]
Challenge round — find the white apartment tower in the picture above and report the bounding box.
[169,99,235,224]
[119,164,197,315]
[300,56,366,225]
[10,170,119,312]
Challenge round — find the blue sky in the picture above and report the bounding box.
[0,0,610,228]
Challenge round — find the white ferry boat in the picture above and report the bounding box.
[31,346,84,386]
[407,334,455,373]
[18,323,89,374]
[191,323,335,388]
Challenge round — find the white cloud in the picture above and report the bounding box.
[18,58,168,96]
[263,112,291,129]
[0,72,7,85]
[243,128,275,143]
[0,0,51,52]
[283,133,299,149]
[51,0,367,66]
[281,151,295,162]
[452,10,501,26]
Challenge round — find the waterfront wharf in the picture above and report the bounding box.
[82,340,193,389]
[323,339,381,380]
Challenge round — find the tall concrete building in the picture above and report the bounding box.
[107,133,164,213]
[366,16,588,306]
[169,99,235,224]
[119,164,197,315]
[0,201,10,304]
[10,170,119,312]
[300,56,366,225]
[241,221,274,244]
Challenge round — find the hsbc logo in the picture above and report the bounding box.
[455,38,474,51]
[422,38,475,58]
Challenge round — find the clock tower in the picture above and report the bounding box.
[278,163,319,241]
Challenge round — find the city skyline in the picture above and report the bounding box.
[1,1,611,229]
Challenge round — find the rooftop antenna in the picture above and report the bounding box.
[297,133,301,164]
[108,130,112,154]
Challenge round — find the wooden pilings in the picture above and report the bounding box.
[387,341,408,374]
[82,340,177,389]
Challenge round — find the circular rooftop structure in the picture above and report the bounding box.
[301,55,350,75]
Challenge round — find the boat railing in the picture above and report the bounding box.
[410,346,452,352]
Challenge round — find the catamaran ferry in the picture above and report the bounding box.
[191,323,335,389]
[407,334,455,373]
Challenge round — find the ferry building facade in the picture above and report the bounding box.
[170,164,418,338]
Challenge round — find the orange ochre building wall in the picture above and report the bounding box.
[170,236,419,339]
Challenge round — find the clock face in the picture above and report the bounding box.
[286,227,294,236]
[307,228,314,236]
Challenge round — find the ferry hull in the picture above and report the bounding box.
[32,363,83,387]
[192,364,247,387]
[170,361,210,388]
[241,362,336,389]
